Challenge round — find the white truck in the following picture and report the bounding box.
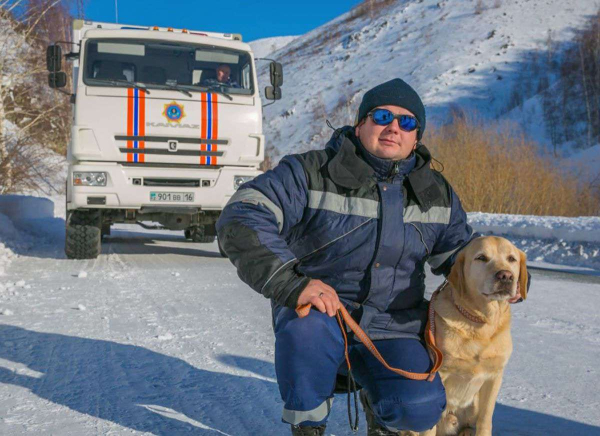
[46,19,282,259]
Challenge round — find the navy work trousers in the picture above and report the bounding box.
[274,306,446,432]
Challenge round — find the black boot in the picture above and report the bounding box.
[360,390,400,436]
[290,424,326,435]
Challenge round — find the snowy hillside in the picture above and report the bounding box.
[260,0,600,171]
[249,35,298,58]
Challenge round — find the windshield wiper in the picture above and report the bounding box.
[200,84,233,101]
[159,83,193,97]
[88,78,151,94]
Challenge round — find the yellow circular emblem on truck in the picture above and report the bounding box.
[162,101,186,123]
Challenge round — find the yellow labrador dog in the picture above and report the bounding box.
[407,236,528,436]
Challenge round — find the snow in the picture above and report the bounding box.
[249,35,298,58]
[0,194,598,434]
[469,212,600,270]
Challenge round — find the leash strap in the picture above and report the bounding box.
[296,293,443,382]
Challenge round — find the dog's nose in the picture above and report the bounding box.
[495,270,513,282]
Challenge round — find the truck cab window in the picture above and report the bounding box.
[83,39,254,95]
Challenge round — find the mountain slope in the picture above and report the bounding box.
[260,0,599,165]
[249,35,298,58]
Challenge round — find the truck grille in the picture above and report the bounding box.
[143,178,200,187]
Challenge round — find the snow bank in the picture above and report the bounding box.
[469,212,600,271]
[0,213,19,276]
[0,195,65,277]
[0,194,598,275]
[0,195,64,241]
[469,212,600,244]
[0,195,54,222]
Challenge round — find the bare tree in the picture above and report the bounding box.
[0,0,72,194]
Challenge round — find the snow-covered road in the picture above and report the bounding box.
[0,226,599,435]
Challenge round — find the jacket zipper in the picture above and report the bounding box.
[386,161,400,183]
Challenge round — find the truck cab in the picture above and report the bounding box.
[47,20,282,259]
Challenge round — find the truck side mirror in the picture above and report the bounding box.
[47,45,62,72]
[48,72,67,88]
[269,62,283,87]
[265,86,282,100]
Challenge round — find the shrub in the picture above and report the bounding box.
[345,0,398,23]
[423,115,599,216]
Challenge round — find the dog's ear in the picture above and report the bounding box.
[518,249,528,300]
[448,249,466,298]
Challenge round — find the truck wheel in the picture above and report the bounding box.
[65,210,102,259]
[185,226,216,243]
[194,235,216,243]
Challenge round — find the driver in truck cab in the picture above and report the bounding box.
[199,64,240,88]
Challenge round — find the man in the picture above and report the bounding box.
[217,79,474,435]
[200,64,239,88]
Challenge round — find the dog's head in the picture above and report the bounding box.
[449,236,528,302]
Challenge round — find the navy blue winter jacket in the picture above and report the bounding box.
[217,127,474,340]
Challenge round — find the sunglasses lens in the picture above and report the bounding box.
[371,109,394,125]
[399,115,417,132]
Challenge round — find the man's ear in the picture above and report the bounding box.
[518,249,528,300]
[448,250,466,298]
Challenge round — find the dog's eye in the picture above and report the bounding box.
[508,255,517,262]
[475,254,488,262]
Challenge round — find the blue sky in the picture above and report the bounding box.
[81,0,363,42]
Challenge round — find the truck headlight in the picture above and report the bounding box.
[234,175,254,190]
[73,172,107,186]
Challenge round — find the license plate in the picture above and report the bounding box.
[150,192,194,202]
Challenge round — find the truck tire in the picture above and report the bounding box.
[65,210,102,259]
[185,226,216,243]
[194,234,216,243]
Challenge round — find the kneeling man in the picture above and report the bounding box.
[217,79,474,435]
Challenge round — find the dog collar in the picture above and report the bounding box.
[449,286,487,324]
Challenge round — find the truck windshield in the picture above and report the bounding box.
[82,39,254,96]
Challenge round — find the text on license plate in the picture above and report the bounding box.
[150,192,194,202]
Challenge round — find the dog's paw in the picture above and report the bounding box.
[458,428,475,436]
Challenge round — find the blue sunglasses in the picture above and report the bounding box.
[368,109,419,132]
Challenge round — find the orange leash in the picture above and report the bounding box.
[296,289,444,382]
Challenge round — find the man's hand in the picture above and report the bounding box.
[297,279,341,317]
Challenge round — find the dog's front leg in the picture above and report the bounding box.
[475,375,503,436]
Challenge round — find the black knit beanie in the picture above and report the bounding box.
[356,78,426,140]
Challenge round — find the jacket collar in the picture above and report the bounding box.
[353,134,416,181]
[325,127,442,209]
[325,128,373,189]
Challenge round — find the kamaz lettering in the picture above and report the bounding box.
[147,122,200,129]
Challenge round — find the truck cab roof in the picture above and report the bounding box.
[73,19,251,53]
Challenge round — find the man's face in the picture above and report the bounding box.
[355,105,418,160]
[216,65,231,83]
